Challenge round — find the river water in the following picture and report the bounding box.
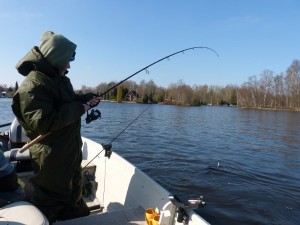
[1,98,299,225]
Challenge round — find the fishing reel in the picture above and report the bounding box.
[86,109,101,124]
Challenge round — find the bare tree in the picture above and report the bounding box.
[285,60,300,109]
[259,70,274,108]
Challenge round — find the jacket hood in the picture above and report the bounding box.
[15,46,58,77]
[15,31,77,76]
[39,31,77,72]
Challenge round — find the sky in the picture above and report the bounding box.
[0,0,299,90]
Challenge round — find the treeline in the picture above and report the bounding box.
[238,60,300,111]
[78,80,238,106]
[1,59,299,111]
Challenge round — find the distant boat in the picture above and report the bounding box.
[0,91,7,98]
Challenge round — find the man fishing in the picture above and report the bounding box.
[11,31,100,223]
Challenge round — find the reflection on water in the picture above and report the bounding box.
[1,99,300,225]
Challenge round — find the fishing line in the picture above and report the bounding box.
[0,123,12,128]
[110,103,153,144]
[83,103,153,169]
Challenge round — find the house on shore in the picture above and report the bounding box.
[124,91,138,102]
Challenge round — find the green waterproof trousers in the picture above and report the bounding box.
[30,142,90,223]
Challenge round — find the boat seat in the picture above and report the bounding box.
[0,201,49,225]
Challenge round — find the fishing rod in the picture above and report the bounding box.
[83,103,153,169]
[86,46,219,123]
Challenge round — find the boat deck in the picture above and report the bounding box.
[53,160,148,225]
[55,206,146,225]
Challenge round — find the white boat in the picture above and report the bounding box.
[0,119,210,225]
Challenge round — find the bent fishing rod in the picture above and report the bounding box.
[85,46,219,122]
[19,46,219,153]
[97,46,219,98]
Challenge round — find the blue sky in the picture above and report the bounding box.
[0,0,299,90]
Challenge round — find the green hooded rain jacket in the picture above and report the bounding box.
[11,31,92,221]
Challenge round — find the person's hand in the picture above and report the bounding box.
[83,104,90,112]
[88,96,101,108]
